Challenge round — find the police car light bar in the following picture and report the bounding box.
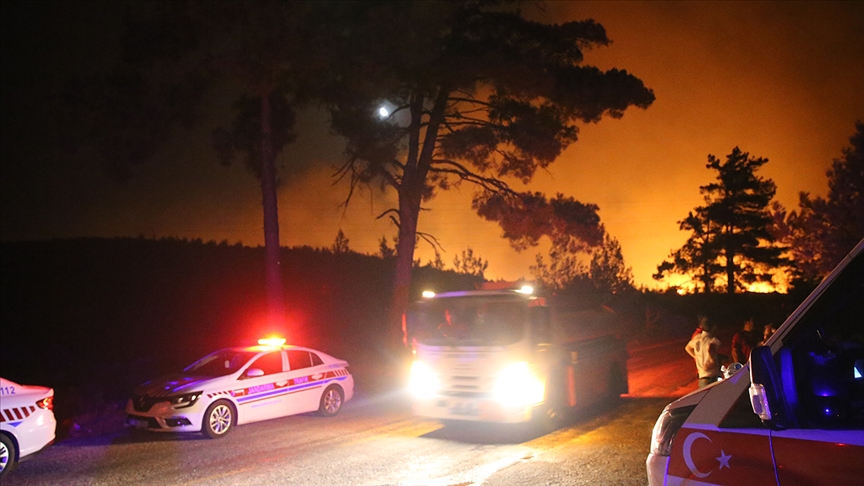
[258,337,287,347]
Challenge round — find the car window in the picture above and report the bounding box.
[310,352,323,367]
[287,350,312,370]
[783,251,864,429]
[248,351,285,376]
[185,350,258,377]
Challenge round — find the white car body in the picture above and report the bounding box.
[0,378,56,477]
[647,239,864,486]
[125,343,354,438]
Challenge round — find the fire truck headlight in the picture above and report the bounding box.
[409,361,440,399]
[494,362,544,407]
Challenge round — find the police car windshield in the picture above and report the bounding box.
[184,350,258,377]
[410,296,526,346]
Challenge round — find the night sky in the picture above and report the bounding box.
[2,1,863,289]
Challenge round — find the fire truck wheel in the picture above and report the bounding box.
[532,404,565,434]
[607,364,628,400]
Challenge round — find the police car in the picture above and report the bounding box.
[647,239,864,485]
[125,338,354,438]
[0,377,56,478]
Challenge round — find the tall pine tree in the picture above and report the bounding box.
[777,122,864,284]
[656,147,787,293]
[314,2,655,342]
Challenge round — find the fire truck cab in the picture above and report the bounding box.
[407,285,628,427]
[647,239,864,486]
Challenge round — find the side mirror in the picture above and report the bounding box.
[749,345,793,429]
[245,368,264,378]
[722,362,743,379]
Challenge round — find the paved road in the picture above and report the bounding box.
[626,338,698,398]
[5,339,694,486]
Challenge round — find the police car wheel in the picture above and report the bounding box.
[0,434,16,478]
[318,385,344,417]
[202,400,235,439]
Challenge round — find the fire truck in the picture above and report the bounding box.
[406,284,628,427]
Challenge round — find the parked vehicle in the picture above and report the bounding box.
[0,377,56,478]
[126,338,354,438]
[647,239,864,485]
[406,285,628,428]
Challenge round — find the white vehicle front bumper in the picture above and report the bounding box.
[646,452,669,486]
[413,395,534,423]
[125,399,208,433]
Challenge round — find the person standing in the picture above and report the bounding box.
[760,324,778,345]
[731,318,760,364]
[686,317,722,388]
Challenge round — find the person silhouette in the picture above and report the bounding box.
[686,317,722,388]
[731,318,760,364]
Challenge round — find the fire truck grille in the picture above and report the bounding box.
[442,375,490,398]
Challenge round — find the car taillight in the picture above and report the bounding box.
[36,396,54,411]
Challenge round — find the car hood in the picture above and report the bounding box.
[134,373,217,397]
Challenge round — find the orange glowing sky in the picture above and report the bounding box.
[3,2,863,289]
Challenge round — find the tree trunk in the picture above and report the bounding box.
[725,243,735,294]
[387,88,450,349]
[260,91,286,327]
[389,188,421,348]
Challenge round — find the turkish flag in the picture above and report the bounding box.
[667,427,777,485]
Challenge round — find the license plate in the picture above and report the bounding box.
[128,417,149,429]
[450,402,479,416]
[479,401,504,421]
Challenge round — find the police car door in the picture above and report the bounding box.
[767,250,864,485]
[237,350,289,423]
[286,350,324,413]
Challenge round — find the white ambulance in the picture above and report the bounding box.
[647,239,864,486]
[0,377,56,478]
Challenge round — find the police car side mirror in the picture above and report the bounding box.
[749,345,790,430]
[245,368,264,378]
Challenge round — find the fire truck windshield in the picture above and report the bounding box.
[410,297,526,346]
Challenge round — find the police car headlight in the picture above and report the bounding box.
[170,392,202,409]
[409,361,440,399]
[493,362,544,407]
[650,405,695,456]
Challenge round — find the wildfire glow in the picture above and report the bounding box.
[746,281,785,294]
